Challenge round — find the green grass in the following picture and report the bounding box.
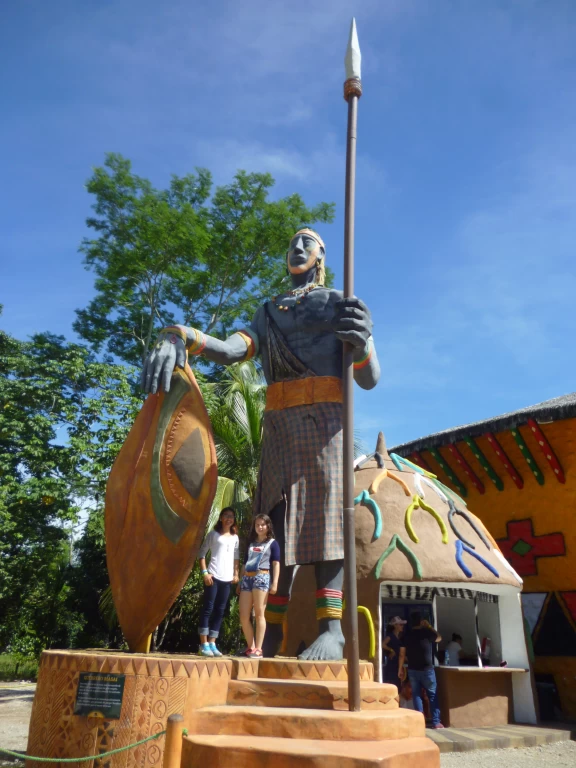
[0,654,38,682]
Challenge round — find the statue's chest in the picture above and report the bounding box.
[267,291,333,338]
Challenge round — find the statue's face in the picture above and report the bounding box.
[287,234,322,275]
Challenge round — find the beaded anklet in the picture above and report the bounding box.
[265,594,290,624]
[316,588,343,620]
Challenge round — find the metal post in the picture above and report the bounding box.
[342,47,362,710]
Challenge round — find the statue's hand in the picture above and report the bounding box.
[141,331,187,394]
[332,296,373,348]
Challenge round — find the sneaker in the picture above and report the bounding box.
[209,643,223,657]
[200,643,214,657]
[433,723,445,729]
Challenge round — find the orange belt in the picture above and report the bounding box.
[265,376,343,411]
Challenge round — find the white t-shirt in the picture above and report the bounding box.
[445,640,462,666]
[198,530,239,582]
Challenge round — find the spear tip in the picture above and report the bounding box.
[345,17,361,81]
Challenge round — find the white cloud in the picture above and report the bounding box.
[194,132,386,190]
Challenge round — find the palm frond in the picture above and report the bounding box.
[98,584,118,630]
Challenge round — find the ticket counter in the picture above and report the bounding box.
[435,667,528,727]
[380,581,537,725]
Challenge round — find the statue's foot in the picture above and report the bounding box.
[262,623,283,657]
[298,624,345,661]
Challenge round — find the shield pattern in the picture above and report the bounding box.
[105,365,217,650]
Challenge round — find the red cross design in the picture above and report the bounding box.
[497,519,566,577]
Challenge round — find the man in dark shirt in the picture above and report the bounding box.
[398,612,444,728]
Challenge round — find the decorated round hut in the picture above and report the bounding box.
[286,433,537,728]
[391,393,576,720]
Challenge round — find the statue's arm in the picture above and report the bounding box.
[352,335,380,390]
[332,296,380,391]
[141,317,260,394]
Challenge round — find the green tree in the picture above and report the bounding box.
[205,360,266,525]
[74,154,334,365]
[0,326,141,654]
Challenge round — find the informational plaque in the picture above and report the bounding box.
[74,672,125,719]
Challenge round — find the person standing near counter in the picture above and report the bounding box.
[398,612,444,729]
[382,616,407,690]
[445,633,463,666]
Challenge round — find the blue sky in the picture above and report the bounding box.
[2,0,576,448]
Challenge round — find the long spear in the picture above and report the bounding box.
[342,18,362,713]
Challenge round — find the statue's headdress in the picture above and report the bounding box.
[293,228,325,251]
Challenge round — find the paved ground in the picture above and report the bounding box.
[1,683,574,767]
[0,684,35,751]
[428,723,575,752]
[441,740,576,766]
[0,683,36,764]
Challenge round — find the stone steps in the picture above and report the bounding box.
[188,704,424,741]
[178,659,439,768]
[182,734,439,768]
[227,677,399,711]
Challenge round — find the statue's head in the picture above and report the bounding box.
[286,229,326,285]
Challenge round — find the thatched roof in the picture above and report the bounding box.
[391,392,576,455]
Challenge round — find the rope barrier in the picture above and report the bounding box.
[0,729,173,763]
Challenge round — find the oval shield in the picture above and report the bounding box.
[105,365,217,651]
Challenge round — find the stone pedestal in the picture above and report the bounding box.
[26,650,231,768]
[27,650,440,768]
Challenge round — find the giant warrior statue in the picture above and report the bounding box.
[142,228,380,660]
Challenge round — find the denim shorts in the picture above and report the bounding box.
[241,572,270,592]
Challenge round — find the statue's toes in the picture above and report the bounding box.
[298,636,344,662]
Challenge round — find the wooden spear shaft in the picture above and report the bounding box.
[342,19,363,714]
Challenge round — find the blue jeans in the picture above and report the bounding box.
[408,667,442,726]
[199,578,231,639]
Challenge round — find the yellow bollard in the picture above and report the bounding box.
[134,634,152,653]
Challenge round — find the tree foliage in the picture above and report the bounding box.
[75,154,335,365]
[0,326,141,654]
[2,158,339,662]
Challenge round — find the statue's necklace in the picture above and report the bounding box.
[273,283,319,311]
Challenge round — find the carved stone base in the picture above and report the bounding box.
[27,651,439,768]
[26,650,231,768]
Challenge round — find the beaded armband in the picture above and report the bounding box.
[316,588,343,621]
[264,594,290,625]
[187,328,207,356]
[161,325,187,345]
[236,328,258,361]
[353,338,373,370]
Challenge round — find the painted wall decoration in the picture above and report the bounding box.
[497,519,566,577]
[446,443,485,494]
[484,432,524,489]
[533,592,576,656]
[560,592,576,624]
[521,593,548,635]
[527,420,566,483]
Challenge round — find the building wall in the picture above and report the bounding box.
[435,597,477,657]
[419,417,576,717]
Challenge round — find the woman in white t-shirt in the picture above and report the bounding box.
[445,633,463,666]
[197,507,240,657]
